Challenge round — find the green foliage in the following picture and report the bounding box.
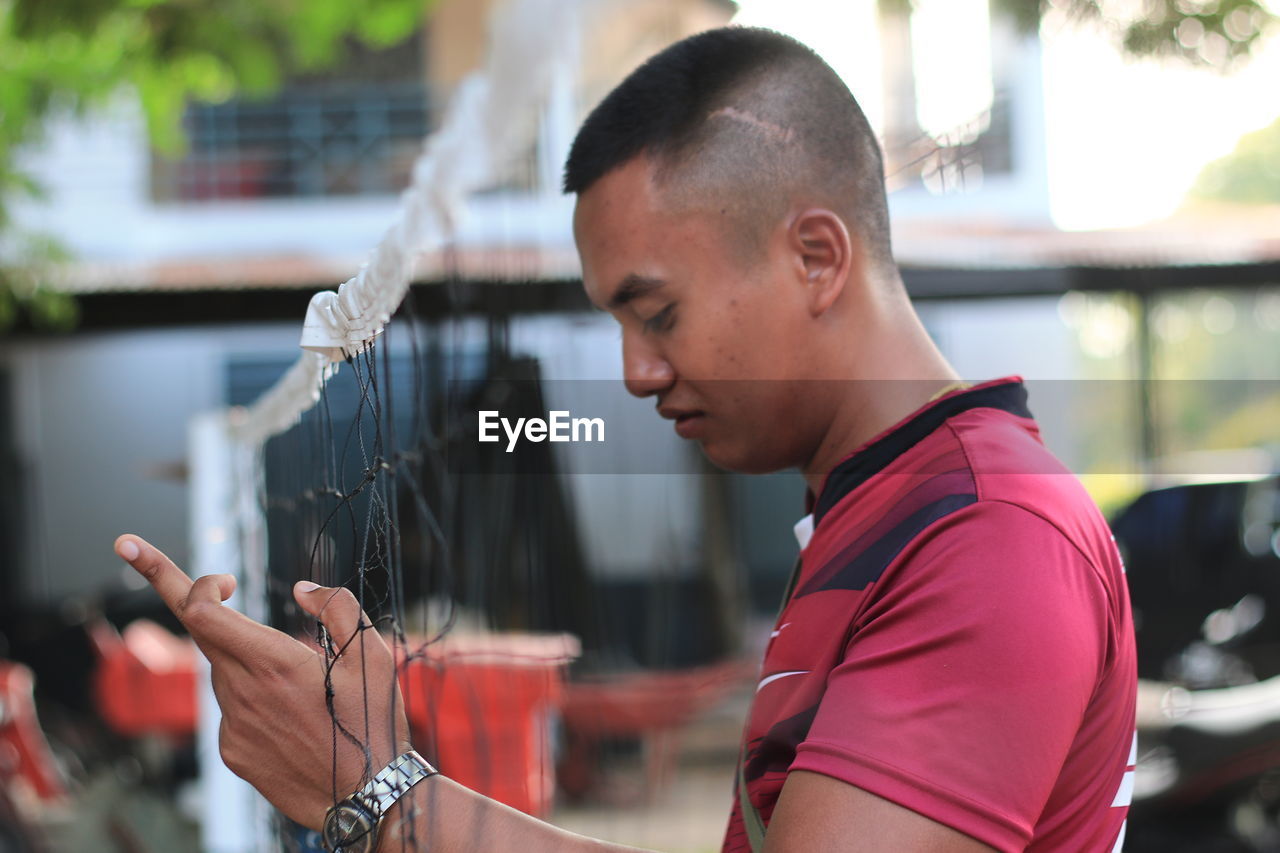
[1118,0,1275,68]
[1190,116,1280,204]
[0,0,434,333]
[0,232,79,332]
[1,0,432,161]
[883,0,1276,67]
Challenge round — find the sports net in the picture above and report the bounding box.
[204,0,594,848]
[200,1,749,850]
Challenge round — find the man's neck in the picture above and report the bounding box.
[800,303,962,498]
[800,375,962,497]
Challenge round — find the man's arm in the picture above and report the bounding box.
[114,533,1004,852]
[763,771,997,853]
[112,534,643,853]
[374,774,646,852]
[375,768,997,853]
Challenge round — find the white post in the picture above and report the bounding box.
[537,35,578,200]
[189,410,273,853]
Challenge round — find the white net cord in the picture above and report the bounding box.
[234,0,594,447]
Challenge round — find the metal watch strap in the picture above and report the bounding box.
[354,750,438,817]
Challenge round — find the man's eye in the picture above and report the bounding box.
[643,304,676,334]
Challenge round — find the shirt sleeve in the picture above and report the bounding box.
[789,499,1111,853]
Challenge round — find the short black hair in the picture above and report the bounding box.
[563,26,893,270]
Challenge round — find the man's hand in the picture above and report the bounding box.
[113,534,412,830]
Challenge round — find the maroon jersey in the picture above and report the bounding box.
[725,378,1137,853]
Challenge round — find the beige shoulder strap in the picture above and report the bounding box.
[737,750,767,852]
[737,553,805,851]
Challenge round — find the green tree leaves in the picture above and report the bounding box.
[1190,116,1280,204]
[885,0,1276,68]
[0,0,433,332]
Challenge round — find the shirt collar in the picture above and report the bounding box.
[810,377,1032,526]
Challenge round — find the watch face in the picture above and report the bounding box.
[322,801,377,853]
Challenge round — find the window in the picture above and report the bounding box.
[152,36,431,202]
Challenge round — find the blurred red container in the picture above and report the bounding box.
[88,619,197,740]
[397,633,578,817]
[0,660,67,803]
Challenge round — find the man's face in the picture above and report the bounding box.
[573,157,821,473]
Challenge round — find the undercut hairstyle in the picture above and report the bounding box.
[563,26,894,272]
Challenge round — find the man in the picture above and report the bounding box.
[115,26,1136,853]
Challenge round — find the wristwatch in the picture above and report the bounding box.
[322,751,438,853]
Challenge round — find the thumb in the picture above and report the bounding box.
[293,582,371,650]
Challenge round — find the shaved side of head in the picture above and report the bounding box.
[564,27,894,274]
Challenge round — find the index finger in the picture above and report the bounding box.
[114,534,222,619]
[114,534,314,672]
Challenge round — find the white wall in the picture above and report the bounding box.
[0,308,706,607]
[12,96,575,267]
[887,23,1052,224]
[3,324,298,605]
[918,294,1093,472]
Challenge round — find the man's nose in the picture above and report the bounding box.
[622,332,675,398]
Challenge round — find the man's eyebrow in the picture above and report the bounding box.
[606,274,665,310]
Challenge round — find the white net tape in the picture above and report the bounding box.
[232,0,592,448]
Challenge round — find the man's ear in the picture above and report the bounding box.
[789,208,854,317]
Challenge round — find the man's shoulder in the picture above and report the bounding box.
[806,388,1122,593]
[944,406,1118,575]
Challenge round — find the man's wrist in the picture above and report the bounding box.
[372,773,437,852]
[324,751,437,853]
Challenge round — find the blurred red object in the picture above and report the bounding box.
[562,661,749,733]
[559,660,752,801]
[85,617,583,814]
[0,660,67,804]
[87,619,198,740]
[397,633,578,817]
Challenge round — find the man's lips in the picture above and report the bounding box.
[658,406,707,438]
[657,405,703,421]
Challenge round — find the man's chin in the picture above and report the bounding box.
[695,439,790,476]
